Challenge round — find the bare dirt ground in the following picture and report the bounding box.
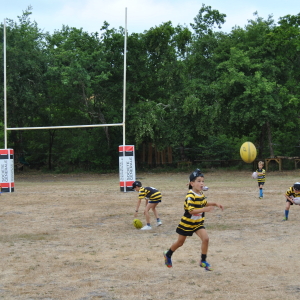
[1,170,300,300]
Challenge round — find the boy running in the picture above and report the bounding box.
[163,169,223,271]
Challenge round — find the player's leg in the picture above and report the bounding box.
[141,203,156,230]
[283,200,291,221]
[170,234,187,251]
[195,228,212,271]
[164,234,187,268]
[151,203,162,226]
[259,183,263,198]
[151,203,159,218]
[195,228,209,256]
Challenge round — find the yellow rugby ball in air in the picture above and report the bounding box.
[133,219,143,229]
[240,142,257,163]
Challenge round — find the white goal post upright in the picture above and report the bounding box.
[123,8,127,147]
[122,8,127,193]
[2,8,135,193]
[2,19,14,193]
[119,8,136,193]
[4,19,7,149]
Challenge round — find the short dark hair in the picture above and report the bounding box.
[132,181,142,190]
[294,182,300,191]
[188,169,204,189]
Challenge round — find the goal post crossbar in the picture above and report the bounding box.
[6,123,123,131]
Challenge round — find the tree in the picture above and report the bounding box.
[191,3,226,37]
[0,7,48,156]
[212,14,291,157]
[180,5,227,154]
[126,22,192,154]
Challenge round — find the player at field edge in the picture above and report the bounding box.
[132,181,162,230]
[256,161,265,199]
[283,182,300,221]
[163,169,223,271]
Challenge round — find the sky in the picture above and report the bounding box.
[1,0,300,35]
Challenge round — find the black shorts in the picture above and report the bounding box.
[258,182,265,187]
[286,199,294,205]
[176,225,205,236]
[149,200,161,204]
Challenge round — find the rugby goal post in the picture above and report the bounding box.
[2,8,135,193]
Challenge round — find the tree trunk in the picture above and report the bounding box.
[49,130,55,170]
[18,130,23,150]
[266,121,274,158]
[258,123,266,159]
[180,143,185,161]
[103,127,111,148]
[80,85,111,148]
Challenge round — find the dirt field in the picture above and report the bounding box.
[1,170,300,300]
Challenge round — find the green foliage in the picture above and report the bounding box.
[191,4,226,36]
[1,6,300,172]
[198,135,238,160]
[0,122,4,148]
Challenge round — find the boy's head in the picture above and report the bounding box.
[189,168,204,189]
[294,182,300,192]
[258,161,264,168]
[132,181,142,192]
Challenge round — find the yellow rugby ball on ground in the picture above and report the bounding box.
[133,219,143,229]
[240,142,257,163]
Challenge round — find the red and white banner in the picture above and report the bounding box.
[0,149,14,193]
[119,145,136,192]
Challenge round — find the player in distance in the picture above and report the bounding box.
[283,182,300,221]
[132,181,162,230]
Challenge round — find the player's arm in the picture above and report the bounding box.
[143,199,149,215]
[189,206,214,214]
[186,197,213,214]
[257,169,265,176]
[207,202,224,211]
[285,193,294,203]
[134,199,142,217]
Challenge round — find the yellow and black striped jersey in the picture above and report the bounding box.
[286,186,300,198]
[176,190,207,235]
[139,187,161,201]
[256,168,265,183]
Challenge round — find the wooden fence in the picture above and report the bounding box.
[140,143,173,165]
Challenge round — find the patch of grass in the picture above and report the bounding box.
[2,170,298,299]
[206,223,241,231]
[0,232,51,243]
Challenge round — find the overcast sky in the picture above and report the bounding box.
[1,0,300,35]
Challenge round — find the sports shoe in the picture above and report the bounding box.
[156,221,162,227]
[282,217,288,221]
[163,251,172,268]
[259,196,263,199]
[140,225,152,230]
[200,261,213,271]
